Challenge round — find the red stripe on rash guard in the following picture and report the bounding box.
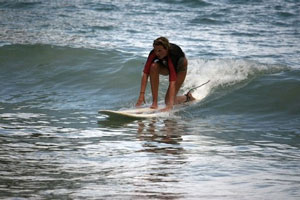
[143,51,177,81]
[143,51,156,74]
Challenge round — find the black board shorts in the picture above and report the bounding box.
[154,56,187,73]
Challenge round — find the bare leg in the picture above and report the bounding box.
[165,58,195,105]
[149,63,159,109]
[165,69,186,104]
[149,62,169,109]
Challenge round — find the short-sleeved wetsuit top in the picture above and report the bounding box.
[143,43,185,81]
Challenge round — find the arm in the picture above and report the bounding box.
[136,51,156,107]
[136,73,149,107]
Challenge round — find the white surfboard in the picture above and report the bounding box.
[99,106,171,119]
[98,82,209,119]
[99,80,209,119]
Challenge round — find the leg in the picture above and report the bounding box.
[149,62,168,109]
[175,70,188,104]
[165,69,186,103]
[165,57,195,104]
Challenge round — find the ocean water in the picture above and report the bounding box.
[1,0,300,199]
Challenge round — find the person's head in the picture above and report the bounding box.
[153,37,170,59]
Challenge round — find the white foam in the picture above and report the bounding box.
[183,58,287,100]
[0,112,45,119]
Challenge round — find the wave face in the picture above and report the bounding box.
[1,44,297,116]
[184,59,298,116]
[0,44,143,111]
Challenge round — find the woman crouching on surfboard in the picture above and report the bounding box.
[136,37,195,111]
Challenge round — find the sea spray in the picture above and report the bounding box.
[183,58,289,100]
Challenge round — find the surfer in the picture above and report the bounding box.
[136,37,195,111]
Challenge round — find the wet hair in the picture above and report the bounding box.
[153,37,170,50]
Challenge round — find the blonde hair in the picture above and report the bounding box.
[153,37,170,50]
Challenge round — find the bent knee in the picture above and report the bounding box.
[177,57,188,72]
[150,62,169,75]
[150,62,160,73]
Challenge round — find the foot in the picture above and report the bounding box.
[150,102,158,109]
[185,92,196,102]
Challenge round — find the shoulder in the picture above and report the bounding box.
[148,49,154,55]
[169,43,185,57]
[170,43,181,50]
[147,49,156,59]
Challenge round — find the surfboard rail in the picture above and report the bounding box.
[99,107,169,119]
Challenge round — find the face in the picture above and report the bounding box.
[154,45,168,59]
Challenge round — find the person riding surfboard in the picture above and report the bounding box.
[136,37,195,111]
